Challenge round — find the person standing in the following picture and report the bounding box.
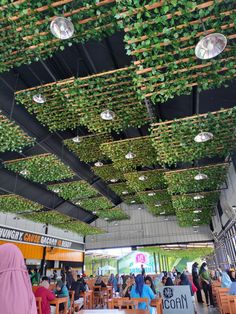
[141,264,146,276]
[31,268,40,286]
[199,262,214,307]
[192,262,203,303]
[0,243,37,314]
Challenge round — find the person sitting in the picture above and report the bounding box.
[71,275,86,311]
[130,274,155,314]
[165,277,174,286]
[229,270,236,282]
[94,276,106,287]
[54,280,70,312]
[35,277,55,314]
[145,276,156,294]
[221,271,232,288]
[122,275,135,297]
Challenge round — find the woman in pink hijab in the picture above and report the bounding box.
[0,243,37,314]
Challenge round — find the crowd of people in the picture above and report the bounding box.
[2,242,236,314]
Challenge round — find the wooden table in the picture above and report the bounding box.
[50,297,68,314]
[80,310,149,314]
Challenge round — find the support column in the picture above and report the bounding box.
[40,224,48,276]
[153,252,157,273]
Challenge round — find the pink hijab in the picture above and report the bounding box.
[0,243,37,314]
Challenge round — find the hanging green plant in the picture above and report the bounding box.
[151,108,236,166]
[47,180,99,201]
[124,169,166,192]
[0,194,42,214]
[176,208,213,227]
[0,0,118,73]
[101,136,157,171]
[92,164,125,182]
[137,189,174,216]
[4,153,74,183]
[64,133,112,163]
[165,163,228,195]
[122,194,142,205]
[96,208,130,221]
[108,182,134,196]
[16,67,149,133]
[23,210,104,235]
[78,196,113,212]
[116,1,236,103]
[0,113,34,153]
[172,191,220,210]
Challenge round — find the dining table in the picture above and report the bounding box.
[80,310,149,314]
[49,296,68,314]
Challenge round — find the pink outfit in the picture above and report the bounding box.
[0,243,37,314]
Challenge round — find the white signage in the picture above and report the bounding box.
[160,286,194,314]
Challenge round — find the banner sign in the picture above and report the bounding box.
[160,286,194,314]
[0,225,84,251]
[118,251,156,274]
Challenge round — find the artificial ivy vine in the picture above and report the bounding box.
[0,0,118,73]
[108,182,134,196]
[101,136,157,171]
[96,208,129,221]
[0,114,34,153]
[0,194,42,214]
[16,67,149,133]
[116,0,236,103]
[176,208,213,227]
[64,133,112,163]
[151,108,236,165]
[4,153,74,183]
[92,164,125,182]
[78,196,113,212]
[23,210,104,236]
[165,163,228,195]
[124,169,166,192]
[172,191,220,210]
[122,194,142,205]
[47,180,98,200]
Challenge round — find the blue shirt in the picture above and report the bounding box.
[130,284,155,313]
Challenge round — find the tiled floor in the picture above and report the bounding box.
[195,301,220,314]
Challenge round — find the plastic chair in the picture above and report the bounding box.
[117,298,139,309]
[130,297,149,309]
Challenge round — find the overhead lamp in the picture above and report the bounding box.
[94,161,103,167]
[160,211,166,215]
[33,94,46,104]
[194,173,208,181]
[131,200,136,204]
[104,217,109,221]
[122,191,129,195]
[195,33,227,60]
[138,207,142,210]
[100,109,115,121]
[193,229,198,233]
[72,136,81,143]
[53,188,60,193]
[193,194,204,200]
[148,192,156,196]
[50,17,74,40]
[193,218,201,222]
[164,217,169,221]
[20,169,29,176]
[193,225,199,228]
[110,178,118,183]
[193,209,202,214]
[125,152,135,160]
[114,222,119,226]
[75,201,81,205]
[155,203,162,207]
[194,132,213,143]
[92,211,97,215]
[139,175,147,181]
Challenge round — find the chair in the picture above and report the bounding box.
[35,297,42,314]
[93,286,103,308]
[153,298,163,314]
[130,297,149,309]
[68,290,75,314]
[109,298,129,309]
[117,298,139,309]
[228,295,236,314]
[84,290,93,309]
[216,288,230,314]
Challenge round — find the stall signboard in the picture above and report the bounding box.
[118,251,156,274]
[0,225,84,251]
[160,285,194,314]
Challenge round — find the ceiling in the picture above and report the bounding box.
[0,1,235,238]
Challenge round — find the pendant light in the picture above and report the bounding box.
[195,33,227,60]
[193,194,204,200]
[94,161,103,167]
[53,188,60,193]
[110,178,118,183]
[148,192,156,196]
[193,209,202,213]
[50,17,74,40]
[194,131,213,143]
[100,109,115,121]
[139,175,147,181]
[72,135,81,143]
[130,200,136,204]
[194,173,208,180]
[92,211,97,215]
[122,191,129,195]
[125,152,135,160]
[20,169,29,176]
[155,203,162,207]
[33,94,46,104]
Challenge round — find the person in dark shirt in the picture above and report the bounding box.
[65,266,75,289]
[141,264,145,276]
[192,262,203,303]
[71,276,86,310]
[145,276,156,294]
[94,276,106,287]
